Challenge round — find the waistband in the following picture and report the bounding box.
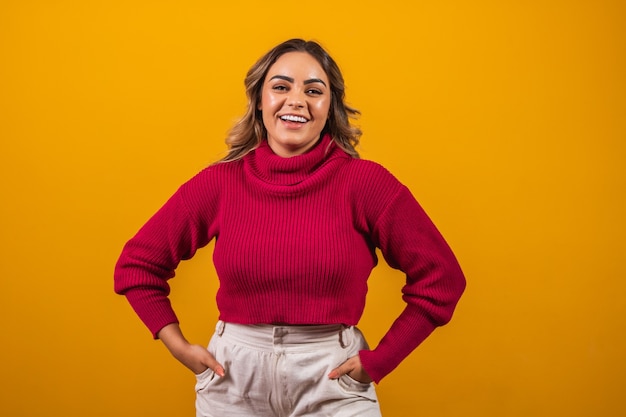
[213,320,353,352]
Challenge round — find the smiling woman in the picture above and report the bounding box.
[259,52,331,157]
[220,38,363,162]
[114,38,466,417]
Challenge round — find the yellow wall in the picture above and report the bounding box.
[1,1,624,416]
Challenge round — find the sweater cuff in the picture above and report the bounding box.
[359,349,388,384]
[359,309,438,383]
[123,288,179,339]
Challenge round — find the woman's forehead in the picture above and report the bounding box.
[267,52,329,82]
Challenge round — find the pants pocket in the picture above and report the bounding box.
[194,337,221,393]
[194,366,216,391]
[331,327,378,403]
[337,374,378,402]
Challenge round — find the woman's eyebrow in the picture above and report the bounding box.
[304,78,327,87]
[269,75,294,83]
[269,75,327,87]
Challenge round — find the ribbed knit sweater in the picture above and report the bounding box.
[114,134,465,383]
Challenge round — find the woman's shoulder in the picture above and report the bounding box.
[337,158,407,210]
[188,159,244,181]
[342,157,403,188]
[177,159,244,195]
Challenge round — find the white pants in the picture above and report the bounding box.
[195,321,382,417]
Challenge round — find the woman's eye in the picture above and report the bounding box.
[306,89,323,95]
[272,85,288,91]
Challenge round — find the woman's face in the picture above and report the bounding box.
[259,52,331,157]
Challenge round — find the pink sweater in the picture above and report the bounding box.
[114,134,465,383]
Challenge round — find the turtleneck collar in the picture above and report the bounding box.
[245,134,347,186]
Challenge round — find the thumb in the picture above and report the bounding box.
[328,362,354,380]
[213,363,226,378]
[202,351,226,377]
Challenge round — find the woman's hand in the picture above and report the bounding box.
[328,354,373,383]
[157,323,225,377]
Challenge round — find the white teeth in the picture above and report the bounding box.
[280,115,307,123]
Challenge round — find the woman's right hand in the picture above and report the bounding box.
[157,323,226,377]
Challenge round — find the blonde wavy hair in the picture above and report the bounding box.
[219,39,361,162]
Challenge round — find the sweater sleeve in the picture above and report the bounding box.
[358,176,466,383]
[113,171,218,338]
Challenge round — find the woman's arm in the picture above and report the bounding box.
[158,323,225,376]
[115,171,218,338]
[354,168,466,383]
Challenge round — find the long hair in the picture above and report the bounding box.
[219,39,361,162]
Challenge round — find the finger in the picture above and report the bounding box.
[214,364,226,377]
[327,368,341,379]
[201,351,226,377]
[328,361,355,379]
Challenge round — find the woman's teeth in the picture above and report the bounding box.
[280,115,307,123]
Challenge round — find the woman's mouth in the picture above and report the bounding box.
[280,114,308,123]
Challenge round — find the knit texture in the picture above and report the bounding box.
[114,134,465,383]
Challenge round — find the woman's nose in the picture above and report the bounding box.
[287,89,305,108]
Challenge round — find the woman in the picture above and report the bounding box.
[114,38,465,417]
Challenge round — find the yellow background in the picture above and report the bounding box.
[1,1,624,416]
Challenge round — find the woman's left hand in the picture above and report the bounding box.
[328,354,373,383]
